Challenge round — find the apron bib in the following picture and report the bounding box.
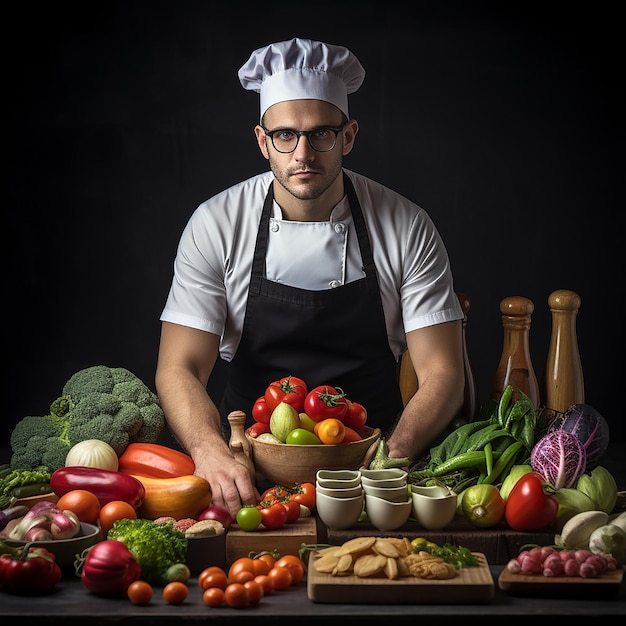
[221,172,403,434]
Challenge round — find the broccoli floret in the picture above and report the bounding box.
[67,392,144,455]
[10,365,165,470]
[107,518,188,585]
[9,412,72,471]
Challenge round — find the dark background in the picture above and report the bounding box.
[5,1,623,458]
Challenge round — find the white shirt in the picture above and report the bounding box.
[160,169,463,361]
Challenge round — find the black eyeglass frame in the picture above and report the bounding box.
[261,122,348,153]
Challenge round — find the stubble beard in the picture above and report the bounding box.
[269,154,344,201]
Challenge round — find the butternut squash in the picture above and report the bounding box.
[131,474,212,520]
[118,443,195,478]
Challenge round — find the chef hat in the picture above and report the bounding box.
[238,38,365,119]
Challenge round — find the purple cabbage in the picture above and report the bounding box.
[558,403,610,471]
[530,429,586,490]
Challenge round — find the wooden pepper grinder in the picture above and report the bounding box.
[544,289,584,413]
[227,410,256,483]
[492,295,541,411]
[457,292,480,422]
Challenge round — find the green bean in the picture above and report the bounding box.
[481,441,523,485]
[484,442,493,477]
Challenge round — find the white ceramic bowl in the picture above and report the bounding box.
[364,493,412,531]
[360,468,407,488]
[315,490,364,530]
[362,483,410,503]
[316,484,363,499]
[315,469,362,488]
[410,484,458,530]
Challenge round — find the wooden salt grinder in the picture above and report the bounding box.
[544,289,585,413]
[227,410,256,483]
[492,295,541,411]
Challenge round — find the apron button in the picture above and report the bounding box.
[329,280,342,288]
[270,222,280,232]
[334,223,345,234]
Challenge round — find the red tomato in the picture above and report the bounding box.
[268,565,293,590]
[343,400,367,430]
[251,396,272,423]
[127,580,153,605]
[162,581,188,605]
[282,500,301,523]
[264,375,309,412]
[243,579,264,604]
[274,555,305,584]
[303,385,348,422]
[260,485,290,505]
[245,422,271,438]
[203,586,225,607]
[224,582,249,608]
[259,502,288,530]
[504,471,559,531]
[290,482,316,510]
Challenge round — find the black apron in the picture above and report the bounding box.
[221,172,403,435]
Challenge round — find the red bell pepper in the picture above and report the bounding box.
[50,466,145,508]
[77,539,141,596]
[117,442,195,479]
[0,541,62,593]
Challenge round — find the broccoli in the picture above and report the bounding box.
[106,518,188,584]
[9,365,165,471]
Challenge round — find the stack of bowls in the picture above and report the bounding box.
[361,468,412,531]
[315,469,364,530]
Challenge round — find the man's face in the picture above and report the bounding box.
[256,100,355,203]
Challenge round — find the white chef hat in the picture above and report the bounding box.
[238,38,365,119]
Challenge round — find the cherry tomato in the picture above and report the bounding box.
[268,565,293,589]
[251,396,272,423]
[274,554,306,584]
[224,582,249,608]
[303,385,348,422]
[243,579,264,604]
[199,569,229,590]
[198,566,228,589]
[99,500,137,534]
[203,586,225,607]
[260,485,290,505]
[228,557,270,583]
[343,400,367,430]
[256,553,276,571]
[127,580,153,605]
[236,504,262,531]
[56,489,101,525]
[259,502,288,530]
[254,574,274,594]
[162,581,188,604]
[265,375,309,412]
[290,482,316,510]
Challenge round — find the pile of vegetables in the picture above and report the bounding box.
[3,500,80,542]
[408,385,536,492]
[9,365,166,472]
[246,375,369,444]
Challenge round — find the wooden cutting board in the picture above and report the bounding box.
[307,551,494,604]
[498,566,624,595]
[226,517,317,563]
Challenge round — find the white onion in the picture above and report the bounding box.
[65,439,119,471]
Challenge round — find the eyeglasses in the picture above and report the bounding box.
[261,123,347,153]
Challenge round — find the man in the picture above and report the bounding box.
[155,38,465,518]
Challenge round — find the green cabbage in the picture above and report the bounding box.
[551,487,596,531]
[576,465,618,514]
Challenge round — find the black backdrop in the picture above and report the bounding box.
[5,1,623,456]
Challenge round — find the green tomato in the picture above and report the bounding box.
[285,428,322,445]
[236,505,262,531]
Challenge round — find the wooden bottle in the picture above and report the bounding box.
[457,292,480,422]
[544,289,584,413]
[227,410,256,483]
[492,295,540,411]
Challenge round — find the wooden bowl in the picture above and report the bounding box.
[246,425,381,486]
